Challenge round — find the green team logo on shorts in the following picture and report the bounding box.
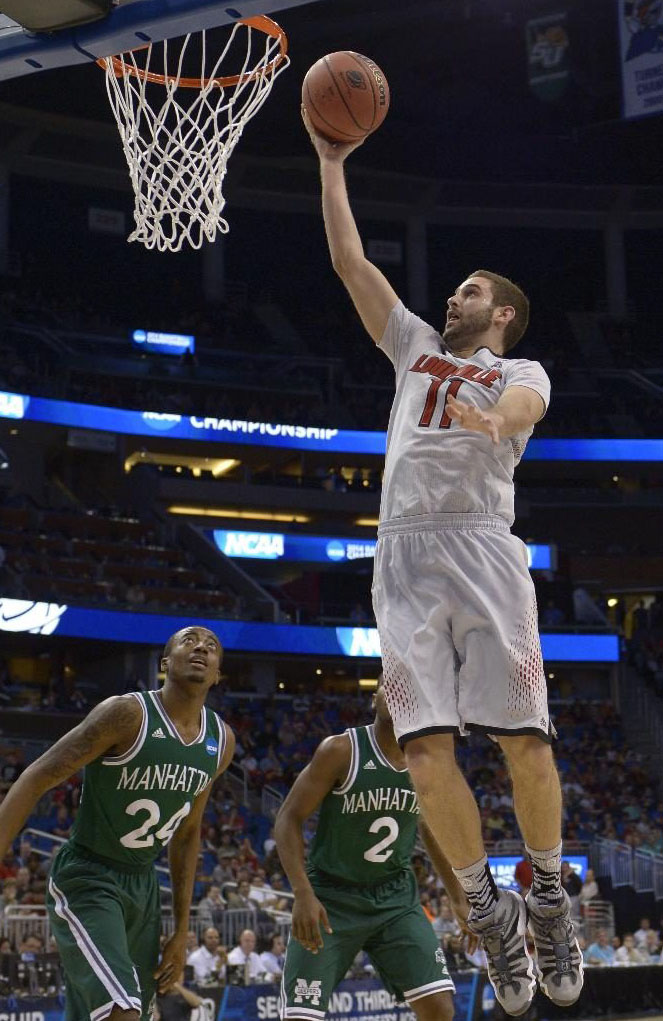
[294,979,323,1006]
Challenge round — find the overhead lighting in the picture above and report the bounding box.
[355,517,379,527]
[607,597,619,608]
[315,668,322,676]
[359,678,378,689]
[124,452,239,477]
[167,506,312,523]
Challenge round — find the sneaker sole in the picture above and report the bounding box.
[488,891,537,1017]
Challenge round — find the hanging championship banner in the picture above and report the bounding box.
[619,0,663,118]
[526,11,570,101]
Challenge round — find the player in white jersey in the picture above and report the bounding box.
[303,109,583,1017]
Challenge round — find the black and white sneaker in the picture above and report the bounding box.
[468,889,537,1017]
[527,889,584,1006]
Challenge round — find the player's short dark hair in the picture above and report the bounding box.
[471,269,530,352]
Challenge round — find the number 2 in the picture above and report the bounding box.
[363,816,399,863]
[419,378,465,428]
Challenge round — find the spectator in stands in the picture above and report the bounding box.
[186,927,227,985]
[0,937,12,954]
[0,879,20,915]
[246,872,282,911]
[432,901,461,944]
[227,929,263,980]
[19,934,43,960]
[541,599,566,626]
[263,827,276,859]
[561,862,582,916]
[215,829,239,862]
[225,879,259,911]
[51,805,72,839]
[0,753,22,786]
[585,930,616,966]
[642,928,662,961]
[155,981,204,1021]
[615,934,647,966]
[0,851,18,881]
[185,931,198,955]
[258,933,285,981]
[580,868,599,906]
[197,885,225,930]
[634,917,657,948]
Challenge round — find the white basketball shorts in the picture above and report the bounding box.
[372,513,551,745]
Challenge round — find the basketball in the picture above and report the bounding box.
[302,51,390,143]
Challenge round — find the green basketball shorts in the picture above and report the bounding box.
[47,843,161,1021]
[281,869,454,1020]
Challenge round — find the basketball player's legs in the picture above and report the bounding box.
[47,846,146,1021]
[411,991,454,1021]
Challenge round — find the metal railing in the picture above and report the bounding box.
[593,837,663,895]
[261,784,283,821]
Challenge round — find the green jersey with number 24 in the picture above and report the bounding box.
[70,690,225,869]
[309,724,420,885]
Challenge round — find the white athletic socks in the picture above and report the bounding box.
[453,855,500,914]
[526,841,563,905]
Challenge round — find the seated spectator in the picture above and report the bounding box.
[258,933,285,981]
[0,851,18,881]
[643,928,662,961]
[248,872,282,910]
[634,917,657,948]
[227,929,264,981]
[225,879,259,911]
[186,927,227,985]
[155,982,204,1021]
[52,805,73,839]
[197,885,225,930]
[585,930,616,966]
[580,868,599,905]
[615,934,647,966]
[0,880,20,916]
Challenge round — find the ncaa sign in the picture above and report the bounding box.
[336,627,381,658]
[215,530,284,560]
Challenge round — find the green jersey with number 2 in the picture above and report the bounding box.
[309,724,420,885]
[70,690,225,868]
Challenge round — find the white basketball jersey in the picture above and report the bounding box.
[378,301,551,526]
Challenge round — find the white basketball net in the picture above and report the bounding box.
[100,20,289,252]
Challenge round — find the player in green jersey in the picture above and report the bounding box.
[0,625,235,1021]
[274,677,472,1021]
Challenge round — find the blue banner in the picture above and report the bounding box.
[217,974,481,1021]
[0,597,620,662]
[211,530,553,568]
[132,329,195,356]
[2,390,663,460]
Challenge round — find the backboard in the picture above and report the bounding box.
[0,0,324,81]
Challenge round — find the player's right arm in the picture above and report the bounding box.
[0,694,142,860]
[274,733,350,953]
[303,108,399,344]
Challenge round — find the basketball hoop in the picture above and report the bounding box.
[97,16,289,252]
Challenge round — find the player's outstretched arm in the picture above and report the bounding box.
[0,694,142,861]
[302,107,399,344]
[156,725,236,993]
[274,734,350,953]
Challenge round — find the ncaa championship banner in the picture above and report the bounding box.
[619,0,663,118]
